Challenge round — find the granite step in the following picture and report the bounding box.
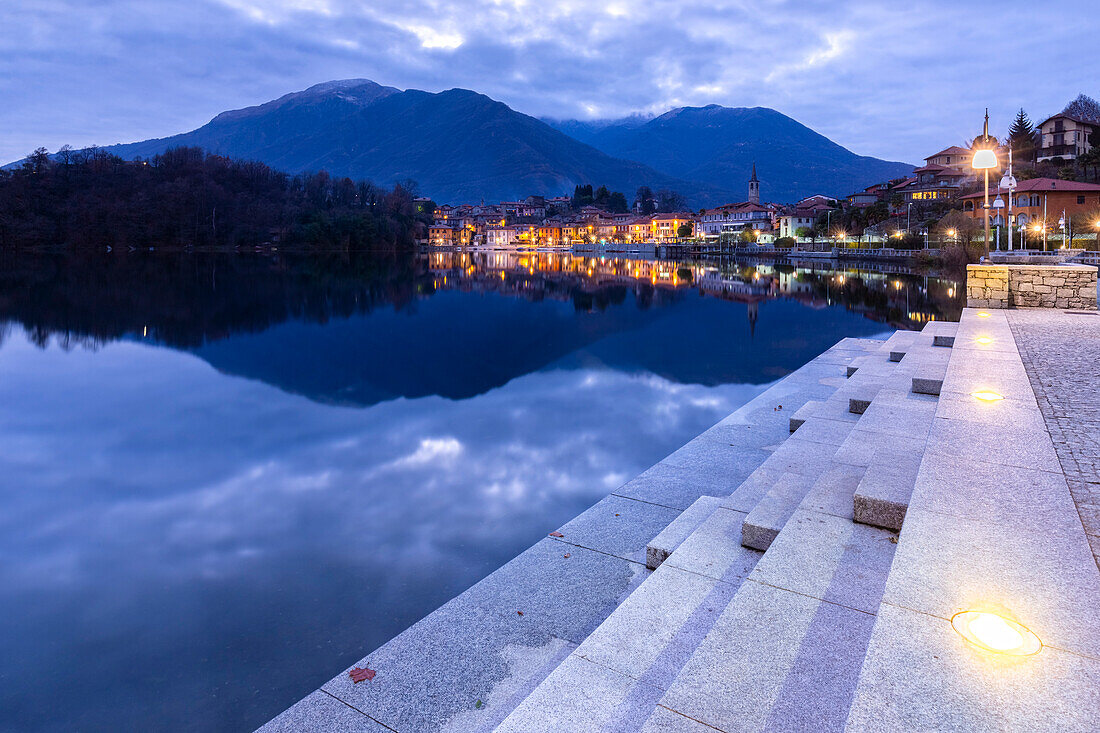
[846,308,1100,731]
[740,472,816,551]
[788,399,823,432]
[645,495,724,570]
[851,321,947,531]
[641,434,898,732]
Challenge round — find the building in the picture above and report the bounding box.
[1037,99,1100,163]
[923,146,973,172]
[748,162,760,204]
[428,223,456,246]
[650,213,694,243]
[699,168,775,237]
[777,211,817,238]
[959,178,1100,228]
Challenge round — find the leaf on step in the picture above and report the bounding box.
[517,610,524,616]
[563,553,571,558]
[475,699,483,709]
[889,536,898,544]
[614,513,621,517]
[349,667,376,683]
[548,531,564,537]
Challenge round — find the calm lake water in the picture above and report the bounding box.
[0,250,961,732]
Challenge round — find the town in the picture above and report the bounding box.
[424,97,1100,255]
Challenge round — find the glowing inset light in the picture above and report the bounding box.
[951,611,1041,655]
[977,312,991,318]
[976,336,994,345]
[972,391,1004,402]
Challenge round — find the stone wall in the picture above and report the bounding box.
[966,264,1097,309]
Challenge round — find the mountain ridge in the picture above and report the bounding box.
[14,79,913,206]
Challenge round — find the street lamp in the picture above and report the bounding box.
[999,147,1017,251]
[992,195,1005,251]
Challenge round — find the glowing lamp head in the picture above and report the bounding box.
[951,611,1041,655]
[972,390,1004,402]
[971,148,998,170]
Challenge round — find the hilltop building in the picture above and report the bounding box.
[1037,97,1100,163]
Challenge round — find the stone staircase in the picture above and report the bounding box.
[494,311,1100,732]
[494,325,949,731]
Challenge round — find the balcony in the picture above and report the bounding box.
[1038,145,1079,160]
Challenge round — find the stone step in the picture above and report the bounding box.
[911,365,947,396]
[645,495,723,570]
[852,448,924,531]
[496,508,764,732]
[848,386,881,414]
[642,440,898,732]
[932,334,955,347]
[741,472,817,551]
[847,307,1100,731]
[846,355,870,378]
[788,399,823,432]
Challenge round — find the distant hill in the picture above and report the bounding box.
[96,80,727,205]
[15,81,913,206]
[546,105,915,202]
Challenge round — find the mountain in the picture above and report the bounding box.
[546,105,914,202]
[97,80,727,205]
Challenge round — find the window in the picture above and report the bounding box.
[1079,196,1086,205]
[1054,120,1064,132]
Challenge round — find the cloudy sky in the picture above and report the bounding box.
[2,0,1097,165]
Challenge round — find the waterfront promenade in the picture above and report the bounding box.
[262,268,1099,732]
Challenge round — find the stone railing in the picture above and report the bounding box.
[966,264,1097,309]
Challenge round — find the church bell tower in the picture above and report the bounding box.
[748,162,760,205]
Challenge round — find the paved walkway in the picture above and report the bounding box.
[1008,309,1100,568]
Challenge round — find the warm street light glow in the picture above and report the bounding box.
[971,149,998,170]
[951,611,1041,655]
[975,336,994,345]
[977,312,990,318]
[972,390,1004,401]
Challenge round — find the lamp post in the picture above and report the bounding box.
[1000,147,1017,251]
[993,194,1005,251]
[971,110,999,258]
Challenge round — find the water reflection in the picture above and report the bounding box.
[0,249,960,731]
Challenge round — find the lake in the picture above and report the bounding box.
[0,249,961,732]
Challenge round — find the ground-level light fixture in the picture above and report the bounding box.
[977,312,991,318]
[975,336,994,345]
[971,390,1004,402]
[951,611,1041,655]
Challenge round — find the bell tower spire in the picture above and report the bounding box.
[748,162,760,204]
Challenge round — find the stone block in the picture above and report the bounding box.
[849,395,872,414]
[646,496,723,570]
[932,334,954,347]
[742,472,814,551]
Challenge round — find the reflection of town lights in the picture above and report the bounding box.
[971,390,1004,402]
[951,611,1040,655]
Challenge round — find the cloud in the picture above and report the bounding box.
[1,1,1097,165]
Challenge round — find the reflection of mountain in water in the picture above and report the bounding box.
[0,250,961,407]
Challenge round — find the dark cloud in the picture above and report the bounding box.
[2,0,1097,165]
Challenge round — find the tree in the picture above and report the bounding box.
[572,184,593,209]
[655,189,686,213]
[607,191,629,213]
[676,222,693,238]
[634,186,655,215]
[593,185,611,208]
[1006,108,1036,163]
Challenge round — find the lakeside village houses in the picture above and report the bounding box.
[426,101,1100,249]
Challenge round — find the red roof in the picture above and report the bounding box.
[925,146,970,160]
[959,177,1100,199]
